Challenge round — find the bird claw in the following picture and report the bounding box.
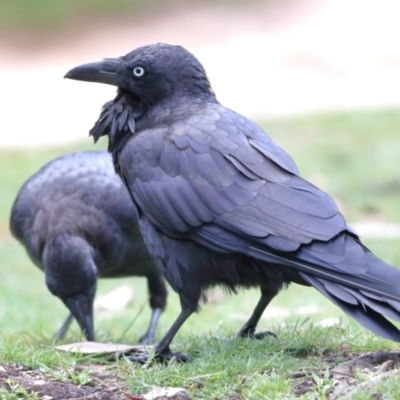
[252,331,276,340]
[157,350,192,363]
[127,348,192,364]
[126,353,149,364]
[238,330,276,340]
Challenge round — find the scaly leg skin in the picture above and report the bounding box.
[128,307,193,364]
[138,307,163,345]
[238,283,281,340]
[138,271,167,344]
[52,313,74,343]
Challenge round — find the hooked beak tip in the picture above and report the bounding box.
[64,59,121,87]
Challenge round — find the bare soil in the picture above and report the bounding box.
[2,351,400,399]
[0,363,128,400]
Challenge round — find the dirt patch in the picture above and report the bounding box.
[291,351,400,398]
[2,351,400,398]
[0,363,127,400]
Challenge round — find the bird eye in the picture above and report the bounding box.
[133,66,145,78]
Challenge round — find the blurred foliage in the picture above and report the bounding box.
[0,0,251,32]
[261,108,400,222]
[0,0,167,31]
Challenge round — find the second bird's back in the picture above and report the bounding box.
[10,151,152,276]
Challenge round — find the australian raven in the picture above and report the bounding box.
[10,151,167,343]
[66,44,400,362]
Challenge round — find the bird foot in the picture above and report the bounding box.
[127,347,192,364]
[156,349,192,363]
[126,353,150,364]
[238,330,276,340]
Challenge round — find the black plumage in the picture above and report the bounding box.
[66,44,400,362]
[10,151,167,343]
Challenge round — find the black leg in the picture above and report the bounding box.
[52,313,74,342]
[138,307,163,345]
[128,307,193,363]
[238,282,281,340]
[137,271,167,344]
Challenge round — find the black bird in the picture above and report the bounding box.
[66,44,400,362]
[10,151,167,343]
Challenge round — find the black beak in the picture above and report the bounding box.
[63,293,95,341]
[64,58,122,87]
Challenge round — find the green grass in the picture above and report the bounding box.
[1,324,400,399]
[261,108,400,222]
[1,108,400,398]
[0,0,254,33]
[0,0,167,31]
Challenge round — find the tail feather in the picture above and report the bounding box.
[301,273,400,342]
[388,300,400,314]
[358,290,400,313]
[249,245,400,302]
[249,243,400,341]
[307,274,400,325]
[341,286,400,322]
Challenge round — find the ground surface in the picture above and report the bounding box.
[2,341,400,399]
[0,364,126,400]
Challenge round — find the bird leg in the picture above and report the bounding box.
[52,313,74,343]
[128,307,193,363]
[238,284,280,340]
[138,307,163,345]
[138,270,167,344]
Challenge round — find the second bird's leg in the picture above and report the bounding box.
[238,282,282,339]
[138,271,167,344]
[52,313,74,343]
[138,307,163,345]
[128,307,193,363]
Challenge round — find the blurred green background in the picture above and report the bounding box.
[0,0,251,32]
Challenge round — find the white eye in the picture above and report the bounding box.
[133,66,145,78]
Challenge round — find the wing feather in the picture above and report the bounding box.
[121,103,346,250]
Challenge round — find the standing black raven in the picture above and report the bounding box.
[10,151,167,344]
[66,44,400,362]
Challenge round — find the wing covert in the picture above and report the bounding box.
[119,103,346,251]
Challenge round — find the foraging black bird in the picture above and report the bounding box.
[66,44,400,362]
[10,151,167,343]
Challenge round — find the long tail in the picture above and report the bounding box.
[248,232,400,341]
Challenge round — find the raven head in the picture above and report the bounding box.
[44,235,98,341]
[65,43,215,106]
